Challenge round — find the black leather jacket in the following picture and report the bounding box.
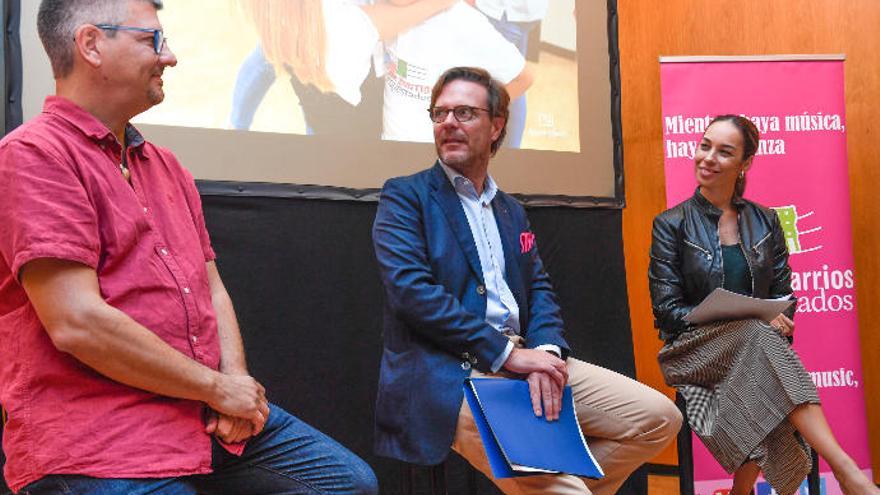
[649,188,795,341]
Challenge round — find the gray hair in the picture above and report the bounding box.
[37,0,163,78]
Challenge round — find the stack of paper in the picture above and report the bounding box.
[683,288,795,324]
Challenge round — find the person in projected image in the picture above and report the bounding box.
[466,0,549,148]
[0,0,378,493]
[372,66,681,495]
[230,0,456,136]
[649,115,879,495]
[380,0,533,145]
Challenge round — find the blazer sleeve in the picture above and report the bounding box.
[519,217,570,358]
[372,178,510,371]
[648,214,696,336]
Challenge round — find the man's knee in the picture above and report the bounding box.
[643,390,683,443]
[348,456,379,495]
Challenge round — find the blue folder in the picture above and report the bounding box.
[463,377,604,479]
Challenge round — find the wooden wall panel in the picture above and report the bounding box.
[618,0,880,475]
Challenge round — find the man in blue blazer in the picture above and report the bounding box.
[372,67,681,494]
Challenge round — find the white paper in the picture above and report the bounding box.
[683,288,794,324]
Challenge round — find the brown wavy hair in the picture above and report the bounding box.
[238,0,334,93]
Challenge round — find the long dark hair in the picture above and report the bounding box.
[707,114,760,198]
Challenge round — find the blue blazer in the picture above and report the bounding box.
[372,163,570,465]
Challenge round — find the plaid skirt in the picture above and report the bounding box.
[658,319,820,495]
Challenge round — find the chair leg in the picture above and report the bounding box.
[400,463,415,495]
[466,462,478,495]
[807,447,821,494]
[400,461,449,495]
[676,393,696,495]
[430,462,448,495]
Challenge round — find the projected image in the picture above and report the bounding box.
[134,0,580,152]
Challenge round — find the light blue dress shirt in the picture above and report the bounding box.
[440,163,559,371]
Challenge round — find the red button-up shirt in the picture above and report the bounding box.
[0,97,221,492]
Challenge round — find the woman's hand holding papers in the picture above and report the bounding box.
[769,313,795,337]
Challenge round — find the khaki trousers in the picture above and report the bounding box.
[452,357,682,495]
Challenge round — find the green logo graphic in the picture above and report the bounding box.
[772,205,822,255]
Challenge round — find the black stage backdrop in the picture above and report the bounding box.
[0,194,643,494]
[197,192,643,494]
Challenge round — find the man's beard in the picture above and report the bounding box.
[439,148,469,167]
[148,87,165,105]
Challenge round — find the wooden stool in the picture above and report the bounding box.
[400,461,448,495]
[399,458,480,495]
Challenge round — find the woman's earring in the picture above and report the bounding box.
[739,170,745,179]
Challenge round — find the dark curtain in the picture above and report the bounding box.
[3,0,21,134]
[199,194,641,494]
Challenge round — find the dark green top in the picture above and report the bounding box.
[721,244,752,296]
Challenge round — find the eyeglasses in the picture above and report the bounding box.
[95,24,167,54]
[428,105,490,124]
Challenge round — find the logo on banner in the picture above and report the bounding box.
[771,205,854,315]
[772,205,822,254]
[703,476,828,495]
[755,476,826,495]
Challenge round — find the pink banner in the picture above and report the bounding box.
[659,58,870,495]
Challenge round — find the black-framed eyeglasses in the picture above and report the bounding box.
[94,24,167,54]
[428,105,490,124]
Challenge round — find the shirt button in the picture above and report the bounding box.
[476,285,486,295]
[183,287,191,294]
[160,248,168,256]
[143,207,148,214]
[191,335,198,343]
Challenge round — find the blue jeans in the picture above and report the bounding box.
[485,14,541,149]
[229,45,277,130]
[19,404,378,495]
[228,45,314,134]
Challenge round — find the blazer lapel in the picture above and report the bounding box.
[492,194,524,301]
[429,163,484,281]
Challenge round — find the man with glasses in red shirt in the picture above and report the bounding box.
[0,1,377,493]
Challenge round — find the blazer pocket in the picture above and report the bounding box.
[375,349,414,433]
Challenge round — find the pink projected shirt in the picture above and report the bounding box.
[0,97,220,492]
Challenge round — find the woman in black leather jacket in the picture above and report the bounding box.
[649,115,876,495]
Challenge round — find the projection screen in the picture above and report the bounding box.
[20,0,622,207]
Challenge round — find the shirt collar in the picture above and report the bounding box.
[42,95,147,154]
[439,161,498,203]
